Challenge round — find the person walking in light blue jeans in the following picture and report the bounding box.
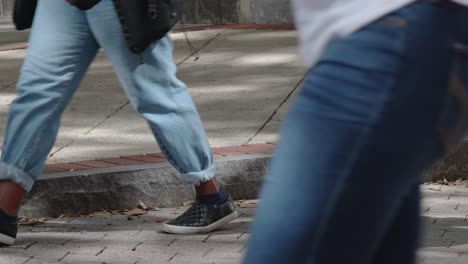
[245,1,468,263]
[0,0,238,246]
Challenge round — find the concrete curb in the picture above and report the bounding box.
[17,140,467,217]
[20,144,276,217]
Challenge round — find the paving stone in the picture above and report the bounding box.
[168,254,241,264]
[24,258,62,264]
[99,230,155,244]
[418,250,468,264]
[27,225,75,233]
[17,232,75,245]
[0,252,32,264]
[3,184,468,263]
[91,244,143,260]
[23,243,71,261]
[61,252,140,264]
[133,243,179,259]
[138,233,210,248]
[63,241,107,255]
[132,230,174,243]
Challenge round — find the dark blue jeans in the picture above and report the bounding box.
[245,2,468,264]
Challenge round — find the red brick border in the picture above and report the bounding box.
[43,142,277,174]
[172,24,295,33]
[0,43,28,52]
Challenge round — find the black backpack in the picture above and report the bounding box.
[113,0,184,54]
[13,0,37,30]
[12,0,183,54]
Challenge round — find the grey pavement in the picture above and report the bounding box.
[0,27,28,45]
[1,183,468,264]
[0,28,305,163]
[419,182,468,264]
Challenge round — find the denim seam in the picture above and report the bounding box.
[0,162,36,192]
[307,17,412,264]
[6,35,98,183]
[148,38,213,176]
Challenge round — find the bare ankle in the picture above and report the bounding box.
[195,177,221,195]
[0,181,25,216]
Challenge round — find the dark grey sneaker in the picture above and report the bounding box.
[162,199,239,234]
[0,213,17,246]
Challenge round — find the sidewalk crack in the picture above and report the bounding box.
[132,242,143,251]
[24,242,37,250]
[245,74,306,144]
[202,248,213,258]
[202,235,212,243]
[176,33,222,66]
[22,256,33,264]
[440,229,448,238]
[239,244,247,253]
[0,81,15,91]
[236,232,246,239]
[58,251,71,262]
[167,252,178,262]
[48,101,130,158]
[96,246,107,256]
[166,238,177,247]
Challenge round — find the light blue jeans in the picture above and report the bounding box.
[245,1,468,264]
[0,0,214,192]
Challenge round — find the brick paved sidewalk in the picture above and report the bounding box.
[0,205,255,264]
[419,182,468,264]
[1,183,468,264]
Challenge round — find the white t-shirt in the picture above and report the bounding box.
[293,0,468,67]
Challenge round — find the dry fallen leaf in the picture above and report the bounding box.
[428,188,442,192]
[125,208,147,216]
[138,201,148,210]
[147,207,161,211]
[18,217,47,226]
[182,201,194,207]
[58,214,76,219]
[88,211,111,217]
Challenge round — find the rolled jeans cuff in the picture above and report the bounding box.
[0,162,36,192]
[180,164,216,186]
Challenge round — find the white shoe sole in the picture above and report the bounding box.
[162,210,239,234]
[0,233,15,246]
